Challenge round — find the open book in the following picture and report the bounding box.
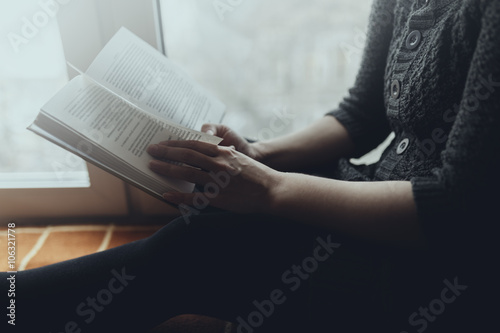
[28,27,225,199]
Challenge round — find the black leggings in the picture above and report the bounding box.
[0,212,460,333]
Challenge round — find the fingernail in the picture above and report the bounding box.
[206,130,214,136]
[149,160,160,169]
[148,144,159,154]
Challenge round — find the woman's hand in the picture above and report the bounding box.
[147,140,282,214]
[201,123,263,162]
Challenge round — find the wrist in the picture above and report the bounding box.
[265,170,291,215]
[249,141,269,163]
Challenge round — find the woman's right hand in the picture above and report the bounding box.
[201,123,263,162]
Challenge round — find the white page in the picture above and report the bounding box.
[28,120,179,197]
[85,27,226,131]
[39,75,221,192]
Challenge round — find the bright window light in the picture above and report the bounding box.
[159,0,372,139]
[0,1,89,189]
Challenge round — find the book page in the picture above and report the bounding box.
[85,27,226,131]
[39,75,221,192]
[28,118,185,197]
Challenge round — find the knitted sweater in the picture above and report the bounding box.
[327,0,500,258]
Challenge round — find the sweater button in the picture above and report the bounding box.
[397,138,410,154]
[406,30,422,50]
[391,80,401,99]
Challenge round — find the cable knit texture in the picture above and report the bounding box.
[327,0,500,259]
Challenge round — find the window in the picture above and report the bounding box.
[0,1,89,189]
[158,0,372,139]
[0,0,129,220]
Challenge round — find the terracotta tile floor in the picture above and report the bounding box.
[0,224,163,271]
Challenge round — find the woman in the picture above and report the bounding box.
[2,0,499,332]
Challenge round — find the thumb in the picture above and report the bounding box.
[201,123,218,136]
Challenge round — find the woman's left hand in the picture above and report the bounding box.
[147,140,282,214]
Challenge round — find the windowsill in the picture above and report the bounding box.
[0,171,90,189]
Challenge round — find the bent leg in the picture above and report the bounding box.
[1,213,323,333]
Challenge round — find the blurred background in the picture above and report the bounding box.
[160,0,371,137]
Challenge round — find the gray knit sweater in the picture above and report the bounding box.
[327,0,500,256]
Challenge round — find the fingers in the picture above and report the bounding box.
[147,143,216,170]
[155,140,220,157]
[147,139,242,186]
[201,123,218,136]
[149,160,212,185]
[201,124,236,147]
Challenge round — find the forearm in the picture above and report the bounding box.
[252,116,355,172]
[268,173,424,248]
[148,138,423,248]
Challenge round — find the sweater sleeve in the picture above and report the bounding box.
[411,1,500,256]
[326,0,395,157]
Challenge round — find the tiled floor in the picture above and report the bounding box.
[0,224,163,271]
